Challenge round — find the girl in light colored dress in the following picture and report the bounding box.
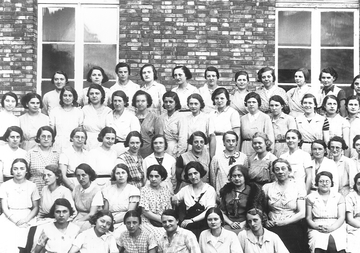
[106,90,140,155]
[210,87,240,156]
[102,163,140,240]
[49,86,83,152]
[295,93,330,154]
[322,95,350,156]
[287,68,314,117]
[240,92,274,157]
[34,198,80,253]
[88,127,117,189]
[159,91,187,158]
[0,126,26,183]
[19,93,49,151]
[72,163,103,232]
[0,158,40,252]
[269,95,296,157]
[139,64,166,115]
[82,83,112,150]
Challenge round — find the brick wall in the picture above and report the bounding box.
[0,0,37,102]
[119,0,276,90]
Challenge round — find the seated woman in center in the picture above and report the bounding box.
[219,164,265,234]
[263,158,309,253]
[172,161,216,239]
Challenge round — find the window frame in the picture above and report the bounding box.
[37,2,119,94]
[275,7,359,88]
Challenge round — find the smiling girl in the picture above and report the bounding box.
[70,210,118,253]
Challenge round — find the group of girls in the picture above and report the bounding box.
[1,63,360,253]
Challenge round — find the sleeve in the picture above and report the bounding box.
[109,235,118,253]
[105,112,114,127]
[36,228,48,247]
[347,159,357,189]
[287,115,297,130]
[264,115,275,143]
[237,231,246,251]
[72,231,86,249]
[31,182,41,201]
[64,188,77,217]
[262,183,269,198]
[91,191,104,207]
[199,231,206,253]
[207,116,215,136]
[209,157,218,188]
[229,232,243,253]
[176,115,188,155]
[230,110,241,129]
[175,187,186,202]
[42,94,50,115]
[59,152,69,166]
[154,115,163,135]
[204,185,217,208]
[303,152,313,169]
[186,232,201,253]
[345,193,355,213]
[342,118,350,129]
[117,233,125,248]
[129,186,140,203]
[130,115,141,132]
[273,233,290,253]
[147,233,158,250]
[139,187,149,210]
[49,110,56,129]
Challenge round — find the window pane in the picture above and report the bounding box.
[321,49,353,84]
[278,11,311,47]
[83,7,117,43]
[83,44,116,80]
[321,12,354,47]
[41,81,74,97]
[42,44,75,79]
[278,48,311,83]
[42,7,75,42]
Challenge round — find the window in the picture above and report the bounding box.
[37,2,119,95]
[276,8,359,87]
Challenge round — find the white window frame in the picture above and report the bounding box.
[37,2,119,94]
[275,8,359,88]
